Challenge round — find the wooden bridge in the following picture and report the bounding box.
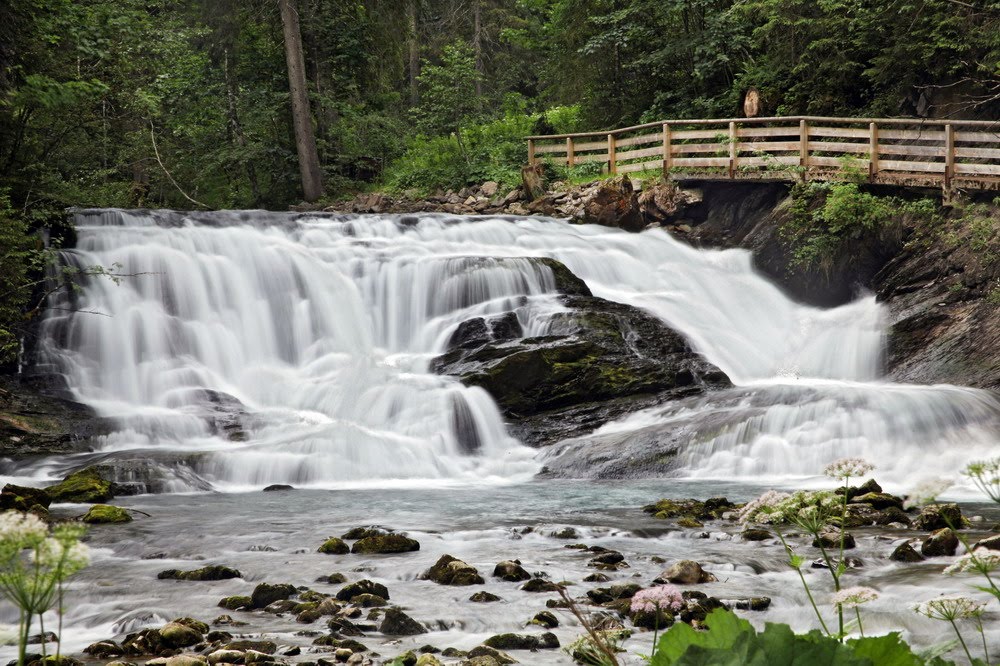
[525,116,1000,191]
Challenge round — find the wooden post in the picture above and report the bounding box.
[799,119,809,180]
[728,121,737,178]
[944,123,955,189]
[527,139,536,166]
[869,122,879,182]
[566,137,575,168]
[607,133,617,175]
[662,123,672,174]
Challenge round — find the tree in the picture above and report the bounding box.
[278,0,323,202]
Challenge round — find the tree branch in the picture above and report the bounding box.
[149,121,210,209]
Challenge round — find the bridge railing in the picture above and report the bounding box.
[525,116,1000,190]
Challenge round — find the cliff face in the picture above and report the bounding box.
[683,181,1000,390]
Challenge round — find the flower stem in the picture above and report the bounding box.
[776,530,831,636]
[948,619,974,665]
[854,607,864,638]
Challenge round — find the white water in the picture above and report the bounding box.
[29,209,1000,488]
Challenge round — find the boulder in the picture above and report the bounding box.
[159,622,202,649]
[469,591,501,602]
[159,565,241,581]
[734,597,772,611]
[851,492,904,510]
[890,541,925,563]
[379,607,427,635]
[262,484,292,492]
[318,537,350,555]
[423,554,485,585]
[915,504,964,531]
[207,650,244,665]
[520,578,562,593]
[81,504,132,524]
[577,175,643,232]
[250,583,297,609]
[921,528,959,557]
[974,534,1000,552]
[483,632,559,651]
[336,579,389,602]
[481,181,500,198]
[655,560,716,585]
[1,484,51,512]
[493,560,531,582]
[224,641,277,655]
[466,645,516,664]
[217,596,252,611]
[84,640,124,658]
[530,611,558,629]
[351,533,419,554]
[47,468,113,503]
[741,528,772,541]
[812,530,856,550]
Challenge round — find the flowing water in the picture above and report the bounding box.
[2,209,1000,662]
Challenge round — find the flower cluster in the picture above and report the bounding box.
[943,550,1000,576]
[903,478,954,509]
[630,584,684,614]
[0,511,48,547]
[913,596,986,621]
[824,457,875,481]
[831,586,879,608]
[738,491,792,525]
[964,457,1000,504]
[739,490,839,531]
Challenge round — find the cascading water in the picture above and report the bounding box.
[28,209,1000,490]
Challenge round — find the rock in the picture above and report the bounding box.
[326,572,348,584]
[84,640,124,658]
[341,526,388,540]
[588,551,624,567]
[587,583,641,604]
[921,528,959,557]
[842,503,881,528]
[159,565,241,581]
[484,632,559,651]
[81,503,132,523]
[223,641,277,655]
[318,538,350,555]
[890,541,925,562]
[851,492,904,510]
[469,591,501,602]
[46,467,114,503]
[582,572,611,582]
[843,478,882,500]
[974,534,1000,551]
[423,554,484,585]
[530,611,558,629]
[466,645,516,664]
[734,597,771,611]
[164,656,208,666]
[207,650,244,665]
[1,484,51,512]
[811,557,863,570]
[348,593,387,607]
[655,560,715,584]
[915,504,964,531]
[520,578,562,592]
[172,617,209,634]
[336,579,389,601]
[379,607,427,635]
[415,655,443,666]
[502,188,523,205]
[122,628,164,655]
[493,560,531,582]
[262,484,292,492]
[741,528,772,541]
[577,175,643,232]
[250,583,297,609]
[550,527,578,539]
[217,596,252,611]
[481,181,499,198]
[638,181,686,225]
[159,622,202,649]
[813,530,856,550]
[351,533,419,554]
[643,497,737,521]
[875,506,912,526]
[242,650,274,665]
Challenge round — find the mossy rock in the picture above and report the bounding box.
[217,595,252,611]
[341,526,388,540]
[317,537,350,554]
[336,579,389,601]
[48,468,113,503]
[423,554,484,585]
[642,497,737,522]
[1,483,52,511]
[351,533,419,554]
[158,565,241,581]
[249,583,297,609]
[81,504,131,524]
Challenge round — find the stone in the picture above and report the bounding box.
[550,527,578,539]
[0,484,51,512]
[530,611,558,629]
[813,530,856,550]
[348,593,387,607]
[46,467,114,503]
[326,572,348,584]
[974,534,1000,551]
[158,565,241,581]
[874,507,912,526]
[415,655,444,666]
[502,188,523,205]
[172,617,209,635]
[379,607,427,635]
[121,628,164,655]
[242,651,274,665]
[578,175,643,232]
[341,526,388,540]
[734,597,771,611]
[656,560,715,585]
[81,504,132,524]
[492,560,531,582]
[890,541,925,562]
[351,533,419,554]
[318,538,350,555]
[588,551,624,567]
[483,632,559,651]
[520,578,561,592]
[466,645,516,664]
[423,554,484,586]
[921,528,959,557]
[583,572,611,582]
[741,528,772,541]
[469,591,501,602]
[250,583,297,609]
[84,640,124,658]
[223,641,276,655]
[851,492,904,510]
[915,504,964,531]
[159,622,202,649]
[262,484,292,492]
[336,579,389,601]
[207,650,243,665]
[217,596,252,611]
[165,656,208,666]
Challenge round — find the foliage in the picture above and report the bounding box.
[0,192,36,365]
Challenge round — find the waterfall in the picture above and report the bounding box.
[32,209,1000,489]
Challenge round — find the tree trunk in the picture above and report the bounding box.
[473,0,483,98]
[278,0,323,202]
[408,0,420,107]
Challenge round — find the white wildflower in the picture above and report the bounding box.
[0,510,48,546]
[739,491,792,525]
[964,457,1000,503]
[904,478,954,509]
[32,538,90,573]
[943,550,1000,575]
[824,458,875,480]
[913,596,986,621]
[831,586,879,608]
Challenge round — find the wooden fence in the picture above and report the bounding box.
[525,116,1000,190]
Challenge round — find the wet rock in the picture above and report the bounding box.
[351,533,419,554]
[423,554,485,585]
[530,611,558,629]
[520,578,562,593]
[122,628,164,655]
[851,492,904,510]
[811,557,863,570]
[207,650,243,665]
[159,622,202,649]
[582,572,611,582]
[493,560,531,582]
[0,484,51,512]
[262,484,293,492]
[734,597,771,611]
[875,506,912,527]
[217,596,252,611]
[466,645,516,664]
[318,538,350,555]
[336,579,389,601]
[84,640,124,658]
[46,467,114,503]
[813,530,856,550]
[224,641,277,655]
[588,551,624,567]
[484,632,559,651]
[587,583,641,604]
[840,478,882,500]
[341,526,388,540]
[741,528,771,541]
[172,618,209,635]
[470,591,502,602]
[379,607,427,635]
[326,573,348,584]
[921,528,959,557]
[631,608,675,630]
[578,175,643,232]
[415,655,444,666]
[159,565,241,581]
[890,541,925,562]
[655,560,715,585]
[974,534,1000,551]
[842,503,881,528]
[550,527,579,539]
[349,593,387,607]
[250,583,297,609]
[163,656,208,666]
[481,181,499,198]
[81,503,132,523]
[242,650,274,665]
[642,497,736,521]
[915,504,964,531]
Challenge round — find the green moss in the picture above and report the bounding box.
[217,595,252,611]
[48,468,113,503]
[158,565,241,581]
[318,537,350,554]
[81,504,131,524]
[351,533,420,554]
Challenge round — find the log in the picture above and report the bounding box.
[521,164,546,201]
